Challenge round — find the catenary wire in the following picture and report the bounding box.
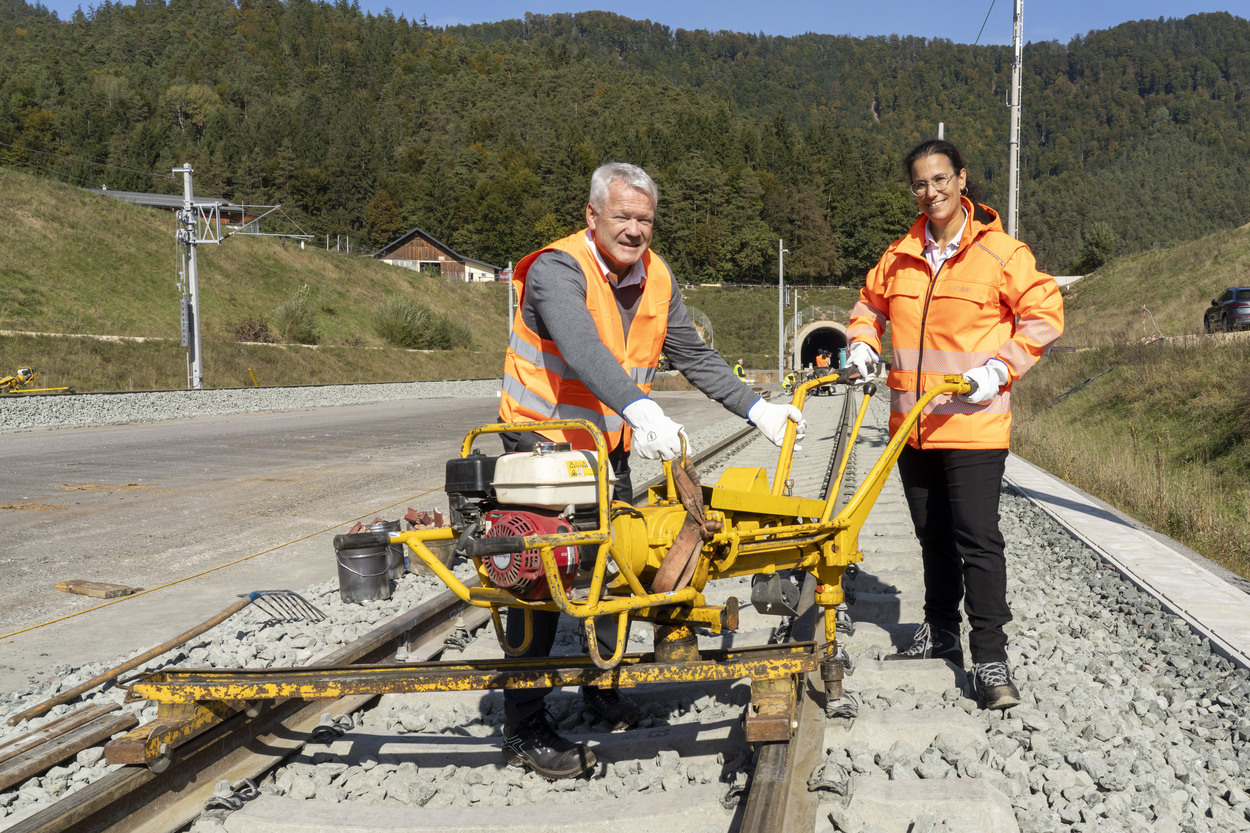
[973,0,997,46]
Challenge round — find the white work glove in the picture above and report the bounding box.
[847,341,879,382]
[623,398,688,460]
[748,398,807,447]
[960,359,1011,405]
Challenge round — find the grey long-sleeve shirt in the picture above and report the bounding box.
[517,250,759,421]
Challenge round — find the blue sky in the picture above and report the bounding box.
[42,0,1242,44]
[353,2,1234,45]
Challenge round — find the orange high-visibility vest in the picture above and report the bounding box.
[500,230,672,451]
[847,199,1064,450]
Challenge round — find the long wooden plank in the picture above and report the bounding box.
[54,580,142,599]
[0,712,138,791]
[0,704,122,766]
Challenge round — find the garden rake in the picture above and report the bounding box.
[7,590,325,726]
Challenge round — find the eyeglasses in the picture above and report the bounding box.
[910,172,957,197]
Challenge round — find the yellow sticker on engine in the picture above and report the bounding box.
[565,460,593,477]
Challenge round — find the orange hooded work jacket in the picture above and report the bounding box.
[847,199,1064,449]
[500,230,671,451]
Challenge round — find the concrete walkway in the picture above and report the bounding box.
[1004,453,1250,670]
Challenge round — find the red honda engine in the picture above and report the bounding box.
[480,509,578,600]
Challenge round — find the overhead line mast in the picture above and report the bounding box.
[1007,0,1023,239]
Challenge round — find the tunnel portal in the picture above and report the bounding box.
[794,321,850,369]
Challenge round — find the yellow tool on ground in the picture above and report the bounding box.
[0,366,71,395]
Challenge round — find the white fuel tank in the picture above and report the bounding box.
[492,443,616,510]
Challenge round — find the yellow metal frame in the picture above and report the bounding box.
[127,642,819,704]
[397,377,970,667]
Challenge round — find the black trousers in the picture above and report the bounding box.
[498,428,632,723]
[896,444,1010,665]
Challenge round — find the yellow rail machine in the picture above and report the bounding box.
[121,375,970,766]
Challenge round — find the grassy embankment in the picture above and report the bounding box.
[3,165,1249,579]
[1011,222,1250,579]
[0,166,859,389]
[0,167,510,390]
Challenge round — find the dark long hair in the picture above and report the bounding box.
[902,139,984,203]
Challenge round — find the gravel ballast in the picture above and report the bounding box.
[828,488,1250,833]
[0,380,505,434]
[3,387,1249,833]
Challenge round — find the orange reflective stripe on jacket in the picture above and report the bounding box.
[500,230,671,451]
[847,199,1064,450]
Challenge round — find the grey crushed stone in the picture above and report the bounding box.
[6,384,1249,833]
[0,379,504,434]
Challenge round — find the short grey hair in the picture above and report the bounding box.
[589,162,658,211]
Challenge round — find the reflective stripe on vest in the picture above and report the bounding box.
[889,388,1013,450]
[499,230,671,451]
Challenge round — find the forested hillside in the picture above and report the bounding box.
[1,1,1247,284]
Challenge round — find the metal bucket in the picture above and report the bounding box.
[410,538,456,576]
[335,545,392,604]
[370,520,405,580]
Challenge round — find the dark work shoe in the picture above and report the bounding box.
[885,622,964,668]
[502,710,596,779]
[973,661,1021,710]
[583,687,641,731]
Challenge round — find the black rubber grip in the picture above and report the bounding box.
[462,535,527,559]
[333,531,392,550]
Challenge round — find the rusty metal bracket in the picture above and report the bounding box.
[744,675,799,743]
[104,700,239,770]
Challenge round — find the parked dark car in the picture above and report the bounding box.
[1204,287,1250,333]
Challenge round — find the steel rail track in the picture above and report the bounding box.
[737,386,857,833]
[10,421,764,833]
[8,583,485,833]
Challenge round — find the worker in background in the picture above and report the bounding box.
[499,161,806,778]
[814,350,831,370]
[783,370,797,394]
[733,358,746,380]
[846,139,1063,711]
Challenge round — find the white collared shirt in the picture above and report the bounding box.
[923,208,969,275]
[585,230,646,288]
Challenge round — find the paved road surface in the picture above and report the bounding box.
[0,391,736,693]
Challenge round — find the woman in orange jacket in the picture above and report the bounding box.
[846,139,1063,710]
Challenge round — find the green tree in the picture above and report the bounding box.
[364,188,404,249]
[1072,221,1121,274]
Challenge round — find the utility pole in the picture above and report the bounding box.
[792,290,799,370]
[504,261,514,339]
[1007,0,1024,239]
[171,170,295,390]
[174,164,205,390]
[777,240,789,383]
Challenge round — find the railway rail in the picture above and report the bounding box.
[4,381,1250,833]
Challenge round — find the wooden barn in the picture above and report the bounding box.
[375,228,499,282]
